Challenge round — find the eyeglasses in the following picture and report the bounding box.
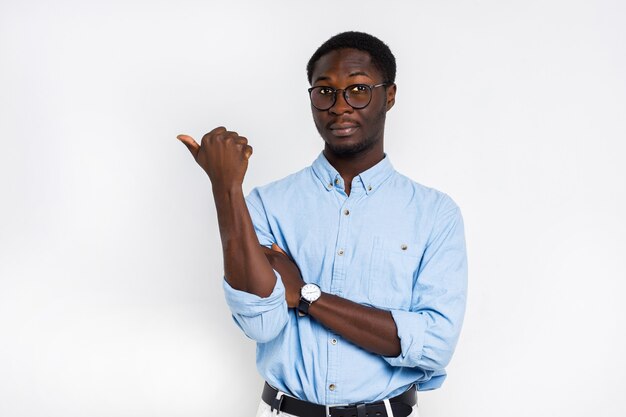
[308,83,389,111]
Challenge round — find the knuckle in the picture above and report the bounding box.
[222,131,238,141]
[219,134,232,143]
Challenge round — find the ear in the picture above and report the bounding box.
[385,83,397,111]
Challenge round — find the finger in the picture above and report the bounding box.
[176,134,200,158]
[271,243,288,256]
[202,126,228,143]
[209,126,227,135]
[218,131,240,143]
[234,136,248,145]
[244,144,253,160]
[261,245,280,266]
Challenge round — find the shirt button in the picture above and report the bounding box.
[327,183,333,189]
[337,249,344,256]
[401,244,408,250]
[330,338,337,345]
[329,384,336,391]
[343,209,350,216]
[368,185,373,191]
[334,178,340,185]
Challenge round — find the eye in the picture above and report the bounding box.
[349,84,369,95]
[317,87,335,96]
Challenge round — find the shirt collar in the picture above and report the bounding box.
[311,151,395,195]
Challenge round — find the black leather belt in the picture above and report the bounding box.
[261,382,417,417]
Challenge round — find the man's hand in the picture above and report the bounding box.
[262,244,305,308]
[177,126,253,192]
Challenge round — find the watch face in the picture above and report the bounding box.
[301,283,321,302]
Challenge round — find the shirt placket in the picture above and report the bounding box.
[325,175,357,405]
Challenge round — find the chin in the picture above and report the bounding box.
[324,132,380,156]
[326,139,372,156]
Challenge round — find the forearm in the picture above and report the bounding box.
[213,185,277,297]
[307,292,401,357]
[264,249,401,356]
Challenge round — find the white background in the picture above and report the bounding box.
[1,1,625,416]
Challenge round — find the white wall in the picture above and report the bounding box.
[1,1,625,416]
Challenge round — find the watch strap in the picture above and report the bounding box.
[297,298,311,316]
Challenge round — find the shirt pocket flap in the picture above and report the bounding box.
[367,236,423,310]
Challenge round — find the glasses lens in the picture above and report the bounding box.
[345,85,372,109]
[310,87,335,110]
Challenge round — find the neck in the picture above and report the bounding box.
[323,143,385,195]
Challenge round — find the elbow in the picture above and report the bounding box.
[233,309,289,343]
[417,347,454,371]
[249,327,284,344]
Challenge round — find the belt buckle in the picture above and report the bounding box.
[330,402,367,417]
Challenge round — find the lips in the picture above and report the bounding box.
[328,121,360,137]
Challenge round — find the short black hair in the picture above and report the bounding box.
[306,31,396,85]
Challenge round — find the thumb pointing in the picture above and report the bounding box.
[177,134,200,158]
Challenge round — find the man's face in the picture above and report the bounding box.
[310,48,396,157]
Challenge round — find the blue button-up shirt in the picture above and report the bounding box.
[223,152,467,405]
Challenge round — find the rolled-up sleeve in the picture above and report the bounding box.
[223,270,289,343]
[220,187,289,343]
[384,197,468,380]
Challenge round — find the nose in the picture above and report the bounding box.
[329,90,353,115]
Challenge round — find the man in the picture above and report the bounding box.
[177,31,467,417]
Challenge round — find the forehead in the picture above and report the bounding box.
[311,48,382,83]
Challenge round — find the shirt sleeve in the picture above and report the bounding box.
[220,187,289,343]
[383,196,468,378]
[246,187,276,248]
[222,272,289,343]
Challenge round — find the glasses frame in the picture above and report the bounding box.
[308,82,390,111]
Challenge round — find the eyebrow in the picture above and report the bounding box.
[313,71,373,84]
[313,75,331,83]
[348,71,371,78]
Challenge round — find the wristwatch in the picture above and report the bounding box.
[298,283,321,316]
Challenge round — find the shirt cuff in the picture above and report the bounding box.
[222,270,286,317]
[417,369,447,391]
[384,309,429,368]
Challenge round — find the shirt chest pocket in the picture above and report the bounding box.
[367,236,422,310]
